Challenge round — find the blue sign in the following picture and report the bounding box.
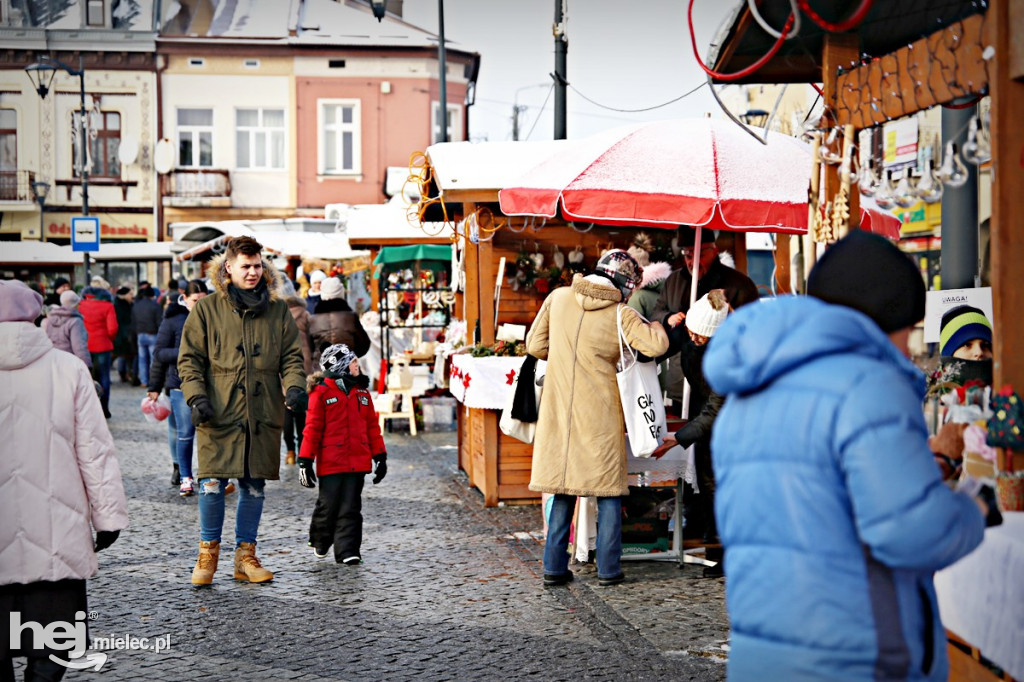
[71,216,100,252]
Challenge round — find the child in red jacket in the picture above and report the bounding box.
[298,343,387,564]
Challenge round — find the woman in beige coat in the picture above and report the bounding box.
[526,250,668,587]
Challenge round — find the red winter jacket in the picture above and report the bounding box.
[299,376,386,476]
[79,288,119,354]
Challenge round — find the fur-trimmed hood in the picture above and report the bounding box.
[572,273,622,310]
[638,262,672,290]
[207,251,285,301]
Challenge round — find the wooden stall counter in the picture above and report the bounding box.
[448,353,541,507]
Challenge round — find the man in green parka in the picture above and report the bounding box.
[178,236,307,585]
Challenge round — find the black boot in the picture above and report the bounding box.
[171,463,180,486]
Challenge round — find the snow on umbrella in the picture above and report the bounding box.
[499,117,900,238]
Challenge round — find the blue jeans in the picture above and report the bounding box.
[136,333,157,386]
[168,389,195,479]
[543,494,623,580]
[90,351,112,414]
[197,477,265,546]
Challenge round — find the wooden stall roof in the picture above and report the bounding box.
[424,140,566,203]
[344,200,450,246]
[708,0,984,84]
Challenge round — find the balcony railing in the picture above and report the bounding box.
[161,169,232,207]
[0,170,36,203]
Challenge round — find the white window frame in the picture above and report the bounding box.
[176,108,214,168]
[235,107,286,170]
[317,99,362,176]
[431,102,462,143]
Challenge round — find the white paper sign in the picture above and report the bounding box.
[923,287,993,343]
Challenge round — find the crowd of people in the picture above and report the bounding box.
[1,227,1007,681]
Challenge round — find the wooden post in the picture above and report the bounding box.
[989,0,1024,391]
[775,233,791,294]
[478,231,496,346]
[481,410,500,507]
[822,34,861,235]
[462,203,481,346]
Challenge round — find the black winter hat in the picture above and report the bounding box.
[807,229,925,333]
[52,277,71,291]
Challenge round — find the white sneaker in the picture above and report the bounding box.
[179,477,194,497]
[310,543,330,559]
[341,555,361,565]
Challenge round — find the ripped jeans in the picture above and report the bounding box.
[197,477,266,546]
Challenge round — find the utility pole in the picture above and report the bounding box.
[512,104,527,141]
[553,0,567,139]
[436,0,448,143]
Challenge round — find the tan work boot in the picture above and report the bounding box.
[285,450,296,466]
[191,540,220,585]
[234,542,274,583]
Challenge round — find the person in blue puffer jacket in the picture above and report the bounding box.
[703,229,1001,682]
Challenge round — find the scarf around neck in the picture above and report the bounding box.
[228,280,269,314]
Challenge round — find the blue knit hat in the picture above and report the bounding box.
[939,305,992,358]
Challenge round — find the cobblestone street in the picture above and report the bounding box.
[43,380,731,681]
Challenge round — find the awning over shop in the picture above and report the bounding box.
[176,224,371,267]
[0,240,174,265]
[372,244,452,266]
[343,198,449,244]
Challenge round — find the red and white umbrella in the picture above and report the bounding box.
[498,118,900,238]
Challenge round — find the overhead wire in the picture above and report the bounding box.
[522,83,554,141]
[566,81,707,113]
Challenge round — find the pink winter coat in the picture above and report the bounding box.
[0,321,129,585]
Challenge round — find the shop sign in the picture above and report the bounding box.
[923,287,993,343]
[46,214,152,240]
[883,118,919,171]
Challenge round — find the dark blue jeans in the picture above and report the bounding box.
[90,351,112,414]
[168,389,195,479]
[543,495,623,580]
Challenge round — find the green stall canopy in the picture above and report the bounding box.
[372,244,452,266]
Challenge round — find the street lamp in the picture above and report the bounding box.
[30,180,49,241]
[25,56,91,281]
[369,0,386,21]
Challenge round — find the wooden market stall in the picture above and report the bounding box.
[414,140,752,507]
[709,2,1023,679]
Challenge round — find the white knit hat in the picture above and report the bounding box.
[685,289,730,338]
[309,269,327,284]
[320,277,345,301]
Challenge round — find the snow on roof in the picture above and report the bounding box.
[344,198,449,242]
[0,240,173,265]
[46,0,153,31]
[425,140,568,194]
[157,0,476,53]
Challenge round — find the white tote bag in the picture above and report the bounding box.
[499,360,543,443]
[616,306,667,458]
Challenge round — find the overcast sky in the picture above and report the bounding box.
[402,0,742,143]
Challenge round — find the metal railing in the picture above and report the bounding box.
[0,170,35,202]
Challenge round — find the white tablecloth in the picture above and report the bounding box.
[934,511,1024,680]
[448,355,542,410]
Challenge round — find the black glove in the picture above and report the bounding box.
[286,387,308,413]
[189,395,214,427]
[298,458,317,488]
[94,530,120,552]
[372,453,387,485]
[977,485,1004,527]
